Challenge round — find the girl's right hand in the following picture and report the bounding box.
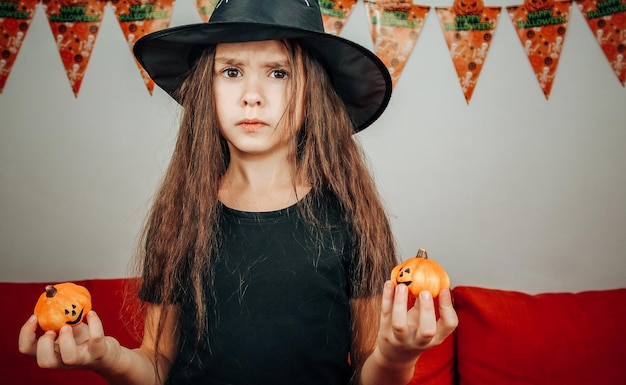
[18,310,122,372]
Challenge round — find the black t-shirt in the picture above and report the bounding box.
[145,192,357,385]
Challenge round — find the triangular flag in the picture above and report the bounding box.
[196,0,219,22]
[365,1,430,88]
[43,0,107,97]
[507,0,572,99]
[0,0,39,93]
[319,0,357,35]
[575,0,626,86]
[112,0,175,95]
[436,0,501,103]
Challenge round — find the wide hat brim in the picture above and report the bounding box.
[133,22,392,132]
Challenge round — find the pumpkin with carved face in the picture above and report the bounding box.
[34,282,92,332]
[453,0,484,15]
[524,0,554,13]
[391,249,450,297]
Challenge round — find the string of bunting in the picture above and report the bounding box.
[0,0,624,102]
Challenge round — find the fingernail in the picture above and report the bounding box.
[29,314,37,322]
[420,291,432,301]
[60,325,71,333]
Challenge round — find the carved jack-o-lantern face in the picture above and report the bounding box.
[524,0,554,12]
[34,282,92,332]
[391,249,451,297]
[453,0,485,15]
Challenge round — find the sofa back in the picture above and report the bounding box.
[2,279,625,385]
[452,286,626,385]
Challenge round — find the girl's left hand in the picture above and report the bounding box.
[376,280,458,366]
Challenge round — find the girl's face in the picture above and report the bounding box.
[213,40,303,161]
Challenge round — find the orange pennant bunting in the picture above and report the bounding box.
[575,0,626,86]
[365,0,430,88]
[436,0,501,103]
[319,0,357,35]
[507,0,572,99]
[43,0,107,97]
[111,0,175,95]
[0,0,39,93]
[196,0,218,22]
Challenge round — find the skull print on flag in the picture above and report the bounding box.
[366,0,431,89]
[111,0,175,94]
[575,0,626,86]
[319,0,357,36]
[436,0,501,103]
[507,0,572,99]
[43,0,107,97]
[0,0,38,93]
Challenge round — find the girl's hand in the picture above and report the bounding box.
[376,280,458,366]
[18,311,122,372]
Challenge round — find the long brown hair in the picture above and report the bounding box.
[134,39,397,377]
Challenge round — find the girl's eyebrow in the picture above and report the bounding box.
[214,57,241,66]
[264,60,290,69]
[214,56,289,69]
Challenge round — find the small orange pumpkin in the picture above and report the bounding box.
[524,0,554,13]
[34,282,92,332]
[453,0,485,16]
[391,249,450,297]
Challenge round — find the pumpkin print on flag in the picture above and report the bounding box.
[0,0,38,93]
[507,0,572,99]
[436,0,501,103]
[366,0,431,88]
[196,0,219,22]
[575,0,626,86]
[319,0,357,36]
[42,0,107,97]
[111,0,175,94]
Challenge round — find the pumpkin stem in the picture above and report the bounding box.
[45,285,57,298]
[417,248,429,259]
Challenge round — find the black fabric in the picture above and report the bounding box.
[147,192,357,385]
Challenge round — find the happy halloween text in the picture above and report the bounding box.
[586,0,626,19]
[118,5,169,21]
[516,10,565,28]
[319,0,349,18]
[49,6,99,23]
[371,10,422,28]
[0,2,30,19]
[445,15,493,31]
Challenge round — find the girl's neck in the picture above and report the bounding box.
[218,157,310,212]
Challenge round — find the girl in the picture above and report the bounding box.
[19,1,458,384]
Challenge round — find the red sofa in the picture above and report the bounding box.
[2,279,625,385]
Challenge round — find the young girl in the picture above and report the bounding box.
[19,1,458,384]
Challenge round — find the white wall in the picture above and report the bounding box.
[1,1,625,294]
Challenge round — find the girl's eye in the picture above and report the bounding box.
[270,69,289,79]
[222,67,241,78]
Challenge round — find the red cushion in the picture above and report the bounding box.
[453,286,626,385]
[407,295,457,385]
[408,331,456,385]
[1,279,142,385]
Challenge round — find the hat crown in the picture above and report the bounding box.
[210,0,324,33]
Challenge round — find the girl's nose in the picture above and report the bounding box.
[242,76,263,107]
